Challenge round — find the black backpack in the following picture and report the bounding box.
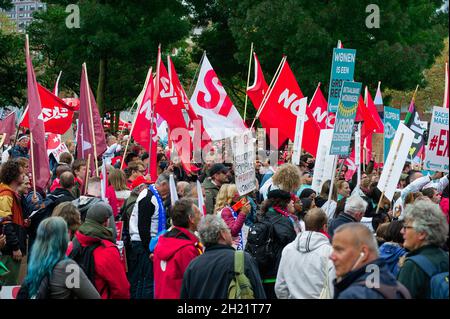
[68,237,102,286]
[245,215,281,275]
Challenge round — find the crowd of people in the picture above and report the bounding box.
[0,130,448,299]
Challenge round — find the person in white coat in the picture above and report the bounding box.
[275,208,335,299]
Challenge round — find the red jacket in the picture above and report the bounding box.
[67,231,130,299]
[440,197,449,224]
[220,206,247,237]
[153,227,203,299]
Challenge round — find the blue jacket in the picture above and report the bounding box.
[379,242,407,277]
[328,213,357,239]
[333,259,408,299]
[10,145,29,159]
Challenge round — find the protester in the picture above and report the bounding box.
[215,184,251,250]
[108,168,131,214]
[317,180,338,220]
[126,160,146,189]
[203,163,229,215]
[246,189,297,298]
[379,220,407,277]
[275,208,335,299]
[71,159,87,198]
[19,217,100,299]
[397,201,449,299]
[10,134,29,159]
[0,159,26,285]
[49,164,72,192]
[176,181,191,198]
[331,223,411,299]
[128,172,170,299]
[440,185,449,223]
[328,195,367,239]
[67,202,130,299]
[180,214,266,299]
[52,202,82,240]
[153,198,203,299]
[259,163,301,201]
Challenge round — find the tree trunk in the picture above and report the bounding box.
[114,110,120,133]
[96,56,107,116]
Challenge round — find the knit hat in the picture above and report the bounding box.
[267,189,291,200]
[85,202,113,224]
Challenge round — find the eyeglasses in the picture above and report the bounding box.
[402,225,414,230]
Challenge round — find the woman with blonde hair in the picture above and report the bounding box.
[214,184,250,250]
[108,168,131,215]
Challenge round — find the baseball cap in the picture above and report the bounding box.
[209,163,229,177]
[131,175,152,190]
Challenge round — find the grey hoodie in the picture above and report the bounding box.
[275,231,335,299]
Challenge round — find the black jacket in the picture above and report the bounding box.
[258,209,297,279]
[328,213,358,239]
[180,244,266,299]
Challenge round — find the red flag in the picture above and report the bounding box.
[155,56,196,173]
[308,83,334,129]
[76,63,107,177]
[356,95,378,138]
[132,67,158,180]
[20,84,75,134]
[25,35,50,191]
[259,59,320,156]
[365,87,383,133]
[167,56,211,149]
[247,53,289,147]
[0,112,16,143]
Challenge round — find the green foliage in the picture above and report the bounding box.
[189,0,448,114]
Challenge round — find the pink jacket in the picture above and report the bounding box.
[220,206,247,237]
[440,197,449,224]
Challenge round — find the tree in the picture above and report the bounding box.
[28,0,192,121]
[188,0,448,119]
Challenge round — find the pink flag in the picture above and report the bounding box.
[365,87,384,133]
[25,35,51,191]
[76,63,107,177]
[0,112,16,143]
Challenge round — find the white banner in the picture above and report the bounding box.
[0,286,20,299]
[190,55,247,141]
[312,129,335,193]
[378,123,415,201]
[292,97,308,165]
[232,130,256,196]
[424,106,449,173]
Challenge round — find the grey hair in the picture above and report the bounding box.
[404,201,449,247]
[344,195,368,216]
[334,222,379,256]
[155,172,170,186]
[198,214,229,247]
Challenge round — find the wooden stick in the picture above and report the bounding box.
[243,42,254,122]
[83,63,99,177]
[326,155,338,217]
[83,153,91,195]
[29,132,37,200]
[250,56,287,130]
[375,133,405,214]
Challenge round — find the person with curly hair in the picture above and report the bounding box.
[0,159,26,285]
[259,163,301,201]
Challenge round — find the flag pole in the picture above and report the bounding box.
[243,42,254,122]
[326,155,338,217]
[29,132,37,200]
[120,67,153,170]
[188,51,206,97]
[250,56,287,130]
[83,153,91,195]
[83,63,99,177]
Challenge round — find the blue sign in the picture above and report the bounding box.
[327,48,356,113]
[330,81,362,156]
[383,106,400,162]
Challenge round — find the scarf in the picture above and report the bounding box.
[228,205,244,250]
[78,218,115,243]
[148,184,167,252]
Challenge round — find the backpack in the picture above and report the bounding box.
[408,254,449,299]
[68,237,102,287]
[245,215,280,275]
[355,281,411,299]
[228,251,255,299]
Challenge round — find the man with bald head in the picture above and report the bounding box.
[330,223,411,299]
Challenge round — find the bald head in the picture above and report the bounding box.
[304,208,328,232]
[60,171,75,189]
[334,223,378,255]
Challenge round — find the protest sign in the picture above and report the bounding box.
[424,106,449,173]
[330,81,361,156]
[312,129,335,192]
[327,48,356,113]
[292,97,308,165]
[383,106,401,162]
[0,286,20,299]
[232,130,256,196]
[377,123,415,201]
